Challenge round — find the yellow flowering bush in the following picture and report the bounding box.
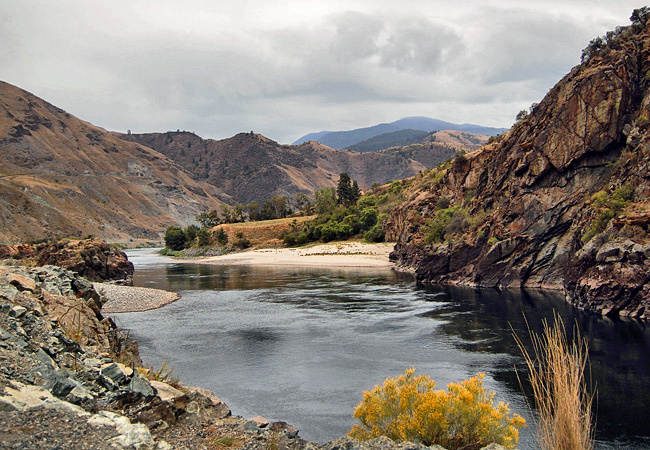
[349,369,525,449]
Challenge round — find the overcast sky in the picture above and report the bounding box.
[0,1,644,143]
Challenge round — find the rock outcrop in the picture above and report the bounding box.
[0,238,134,285]
[386,19,650,319]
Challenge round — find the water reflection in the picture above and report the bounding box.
[118,250,650,448]
[420,284,650,447]
[134,262,403,292]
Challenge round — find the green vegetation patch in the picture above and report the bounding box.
[582,184,634,242]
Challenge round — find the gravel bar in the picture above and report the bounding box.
[95,283,180,313]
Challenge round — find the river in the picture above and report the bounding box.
[110,248,650,449]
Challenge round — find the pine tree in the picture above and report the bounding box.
[337,173,355,206]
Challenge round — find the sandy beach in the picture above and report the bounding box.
[181,241,396,268]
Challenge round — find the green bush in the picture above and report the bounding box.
[424,206,465,244]
[164,226,187,251]
[197,228,211,247]
[582,185,634,242]
[364,223,385,243]
[215,228,228,246]
[357,195,377,208]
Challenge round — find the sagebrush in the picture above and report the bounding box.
[349,369,525,449]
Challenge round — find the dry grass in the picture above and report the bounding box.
[214,216,315,248]
[514,315,595,450]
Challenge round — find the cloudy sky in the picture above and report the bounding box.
[0,1,643,143]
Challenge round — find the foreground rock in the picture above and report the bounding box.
[0,264,512,449]
[0,238,134,285]
[387,18,650,319]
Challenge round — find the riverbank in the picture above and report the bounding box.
[179,241,395,268]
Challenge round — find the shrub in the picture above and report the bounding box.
[452,151,467,171]
[582,185,634,242]
[215,228,228,246]
[349,369,525,449]
[164,226,187,251]
[358,195,377,208]
[233,237,250,249]
[364,223,385,243]
[424,206,465,244]
[197,228,211,247]
[514,315,594,450]
[436,196,450,209]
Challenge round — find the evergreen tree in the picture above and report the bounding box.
[337,173,355,206]
[352,180,361,204]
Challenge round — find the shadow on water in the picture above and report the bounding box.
[419,284,650,448]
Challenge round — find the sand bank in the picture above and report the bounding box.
[183,241,395,268]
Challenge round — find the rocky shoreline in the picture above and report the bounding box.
[0,263,509,449]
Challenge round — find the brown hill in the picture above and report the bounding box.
[120,131,463,205]
[387,18,650,319]
[0,81,223,243]
[379,130,488,168]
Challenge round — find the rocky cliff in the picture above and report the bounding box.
[0,81,224,243]
[387,20,650,319]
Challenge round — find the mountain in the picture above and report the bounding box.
[350,129,488,154]
[292,116,507,149]
[386,19,650,319]
[0,81,224,243]
[379,130,488,167]
[120,131,429,205]
[347,129,429,152]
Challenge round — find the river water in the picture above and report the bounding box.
[111,248,650,449]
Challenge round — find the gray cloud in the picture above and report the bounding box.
[0,1,644,143]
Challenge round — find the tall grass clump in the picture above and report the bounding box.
[349,368,525,449]
[514,315,594,450]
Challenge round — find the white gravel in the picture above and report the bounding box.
[95,283,179,313]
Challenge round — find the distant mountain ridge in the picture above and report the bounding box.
[293,116,507,149]
[347,129,429,153]
[0,81,497,243]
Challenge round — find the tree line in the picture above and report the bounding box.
[164,173,369,252]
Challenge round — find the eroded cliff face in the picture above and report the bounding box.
[386,22,650,319]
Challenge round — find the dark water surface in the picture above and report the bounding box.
[111,249,650,449]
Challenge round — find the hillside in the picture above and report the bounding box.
[386,18,650,319]
[0,81,223,243]
[378,131,489,167]
[120,131,429,205]
[348,129,429,152]
[293,116,507,149]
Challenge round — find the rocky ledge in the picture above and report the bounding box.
[0,264,509,449]
[0,238,134,285]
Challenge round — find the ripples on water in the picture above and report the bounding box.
[111,249,650,449]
